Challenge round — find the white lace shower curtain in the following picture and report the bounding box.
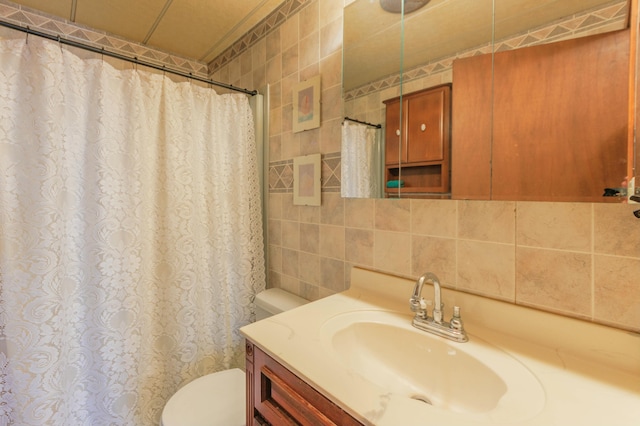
[341,121,382,198]
[0,34,265,425]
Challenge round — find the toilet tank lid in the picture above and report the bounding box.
[255,288,309,315]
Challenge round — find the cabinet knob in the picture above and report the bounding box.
[396,129,400,136]
[420,123,426,131]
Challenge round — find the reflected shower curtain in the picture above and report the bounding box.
[341,121,382,198]
[0,34,265,425]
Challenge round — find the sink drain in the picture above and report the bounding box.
[410,394,432,405]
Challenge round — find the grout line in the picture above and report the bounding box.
[454,199,458,290]
[591,203,595,321]
[513,202,518,304]
[514,245,593,255]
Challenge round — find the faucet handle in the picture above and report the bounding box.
[410,297,428,318]
[450,306,464,331]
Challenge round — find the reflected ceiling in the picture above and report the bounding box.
[343,0,630,91]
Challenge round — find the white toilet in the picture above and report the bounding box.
[160,288,309,426]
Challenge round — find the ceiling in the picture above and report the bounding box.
[7,0,285,64]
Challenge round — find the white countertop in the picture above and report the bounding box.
[241,267,640,426]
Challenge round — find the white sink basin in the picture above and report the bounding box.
[320,310,546,423]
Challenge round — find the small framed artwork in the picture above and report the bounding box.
[292,75,321,133]
[293,154,321,206]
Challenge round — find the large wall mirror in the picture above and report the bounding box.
[342,0,637,202]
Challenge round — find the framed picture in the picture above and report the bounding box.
[292,75,321,133]
[293,154,321,206]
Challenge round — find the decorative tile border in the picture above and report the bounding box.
[344,1,629,101]
[269,152,341,193]
[0,0,209,77]
[208,0,313,75]
[322,152,341,193]
[269,159,294,193]
[493,0,628,51]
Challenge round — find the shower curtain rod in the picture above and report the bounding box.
[343,116,382,129]
[0,20,258,96]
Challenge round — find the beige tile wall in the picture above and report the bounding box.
[212,0,640,333]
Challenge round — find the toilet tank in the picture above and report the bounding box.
[255,288,309,321]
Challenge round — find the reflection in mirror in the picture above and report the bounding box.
[343,1,405,93]
[636,2,640,195]
[394,0,493,199]
[342,0,633,202]
[343,0,404,198]
[340,118,384,198]
[483,0,630,202]
[401,0,494,84]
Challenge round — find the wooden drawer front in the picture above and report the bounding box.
[261,366,335,425]
[252,346,362,426]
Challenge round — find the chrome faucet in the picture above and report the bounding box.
[409,272,468,342]
[410,272,441,321]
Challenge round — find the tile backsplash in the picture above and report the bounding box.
[268,192,640,332]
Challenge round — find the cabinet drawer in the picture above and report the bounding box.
[249,344,362,426]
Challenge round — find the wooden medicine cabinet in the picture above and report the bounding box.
[384,84,452,198]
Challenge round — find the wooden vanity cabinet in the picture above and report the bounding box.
[383,84,451,197]
[245,341,362,426]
